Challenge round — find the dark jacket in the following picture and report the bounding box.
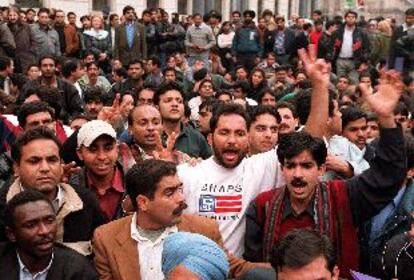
[389,24,414,73]
[245,127,406,270]
[359,179,414,276]
[327,25,371,63]
[83,30,112,57]
[114,21,147,66]
[318,31,332,59]
[264,27,296,57]
[144,22,158,56]
[0,242,97,280]
[0,23,16,60]
[232,22,263,56]
[7,22,36,73]
[22,78,83,123]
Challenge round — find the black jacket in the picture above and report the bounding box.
[0,242,97,280]
[264,27,296,57]
[327,25,371,64]
[389,25,414,73]
[21,78,83,124]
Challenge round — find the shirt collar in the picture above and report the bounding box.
[130,213,178,245]
[403,23,414,32]
[17,251,54,277]
[282,194,315,220]
[86,166,124,194]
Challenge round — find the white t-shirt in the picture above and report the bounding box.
[178,149,284,257]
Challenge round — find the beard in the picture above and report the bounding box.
[212,142,247,169]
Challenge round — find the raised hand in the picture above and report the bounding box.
[359,70,404,118]
[98,93,122,125]
[298,44,331,87]
[151,130,179,162]
[61,161,81,183]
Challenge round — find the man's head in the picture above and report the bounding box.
[62,59,84,81]
[7,6,20,24]
[86,61,100,82]
[359,72,372,88]
[209,103,250,169]
[336,76,350,92]
[243,10,255,24]
[314,19,324,32]
[70,115,89,131]
[275,66,288,82]
[341,107,367,150]
[0,56,13,76]
[260,90,277,107]
[277,132,327,203]
[233,81,250,100]
[199,79,215,100]
[235,66,249,81]
[83,87,104,119]
[271,229,339,280]
[137,88,155,105]
[77,120,118,179]
[162,232,230,280]
[26,64,41,80]
[109,13,119,27]
[147,56,161,74]
[312,10,322,22]
[54,9,65,25]
[39,56,56,79]
[128,104,163,149]
[26,8,36,23]
[123,5,135,22]
[394,102,410,133]
[366,113,379,142]
[11,127,63,196]
[18,101,56,132]
[198,98,219,135]
[276,102,299,134]
[275,16,286,30]
[67,12,76,25]
[248,106,280,155]
[405,8,414,27]
[192,13,203,26]
[231,11,241,24]
[296,89,341,136]
[163,67,177,83]
[128,59,145,80]
[125,160,186,228]
[344,10,357,27]
[5,190,57,261]
[37,8,50,26]
[154,82,185,123]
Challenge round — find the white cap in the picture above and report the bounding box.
[77,120,117,148]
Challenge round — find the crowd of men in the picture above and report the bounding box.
[0,3,413,280]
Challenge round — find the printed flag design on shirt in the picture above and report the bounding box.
[199,194,242,213]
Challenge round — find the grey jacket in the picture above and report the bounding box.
[185,23,216,57]
[31,23,61,58]
[0,23,15,59]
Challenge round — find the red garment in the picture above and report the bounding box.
[255,180,359,279]
[309,31,322,50]
[55,121,68,143]
[88,167,124,221]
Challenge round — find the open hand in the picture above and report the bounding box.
[98,93,122,125]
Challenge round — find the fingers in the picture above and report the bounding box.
[307,44,317,62]
[154,130,164,152]
[298,48,310,66]
[358,82,370,99]
[112,93,121,110]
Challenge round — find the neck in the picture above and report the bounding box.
[290,187,316,215]
[17,248,52,275]
[87,168,115,189]
[136,211,166,231]
[163,119,181,135]
[66,76,76,84]
[131,78,141,86]
[41,76,57,86]
[89,77,98,85]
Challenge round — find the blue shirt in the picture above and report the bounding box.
[369,186,406,250]
[125,22,135,48]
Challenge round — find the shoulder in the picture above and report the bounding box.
[94,215,132,238]
[180,214,218,234]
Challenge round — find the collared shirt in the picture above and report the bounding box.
[125,22,135,48]
[17,252,54,280]
[369,186,407,249]
[339,26,354,58]
[130,213,178,280]
[87,167,124,221]
[402,23,414,32]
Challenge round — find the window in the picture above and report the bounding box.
[177,0,187,14]
[15,0,42,8]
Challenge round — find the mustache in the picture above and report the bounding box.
[172,202,187,215]
[291,178,307,188]
[35,236,54,246]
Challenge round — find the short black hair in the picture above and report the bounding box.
[325,20,336,30]
[210,103,250,133]
[39,55,56,66]
[67,11,76,18]
[125,160,177,210]
[61,59,79,78]
[37,7,50,16]
[11,126,62,163]
[83,87,104,104]
[86,61,99,70]
[233,81,251,96]
[153,82,185,106]
[163,67,176,77]
[276,102,298,118]
[123,5,134,15]
[344,10,358,18]
[17,101,55,129]
[199,97,220,113]
[341,107,367,130]
[312,9,322,16]
[4,190,55,229]
[109,13,118,21]
[148,55,161,68]
[232,11,241,17]
[216,90,232,101]
[406,8,414,16]
[243,10,256,19]
[114,67,128,79]
[128,59,144,69]
[0,56,11,71]
[277,132,327,167]
[295,89,336,125]
[249,105,281,130]
[394,102,409,117]
[271,229,336,273]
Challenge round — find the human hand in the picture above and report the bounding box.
[151,131,178,162]
[298,44,330,88]
[98,93,122,125]
[61,161,81,183]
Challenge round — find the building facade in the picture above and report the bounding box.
[0,0,411,23]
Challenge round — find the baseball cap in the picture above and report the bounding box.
[77,120,117,148]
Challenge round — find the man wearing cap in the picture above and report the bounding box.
[0,127,106,256]
[232,10,262,72]
[70,120,128,222]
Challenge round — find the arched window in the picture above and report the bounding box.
[147,0,160,9]
[15,0,42,8]
[93,0,108,11]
